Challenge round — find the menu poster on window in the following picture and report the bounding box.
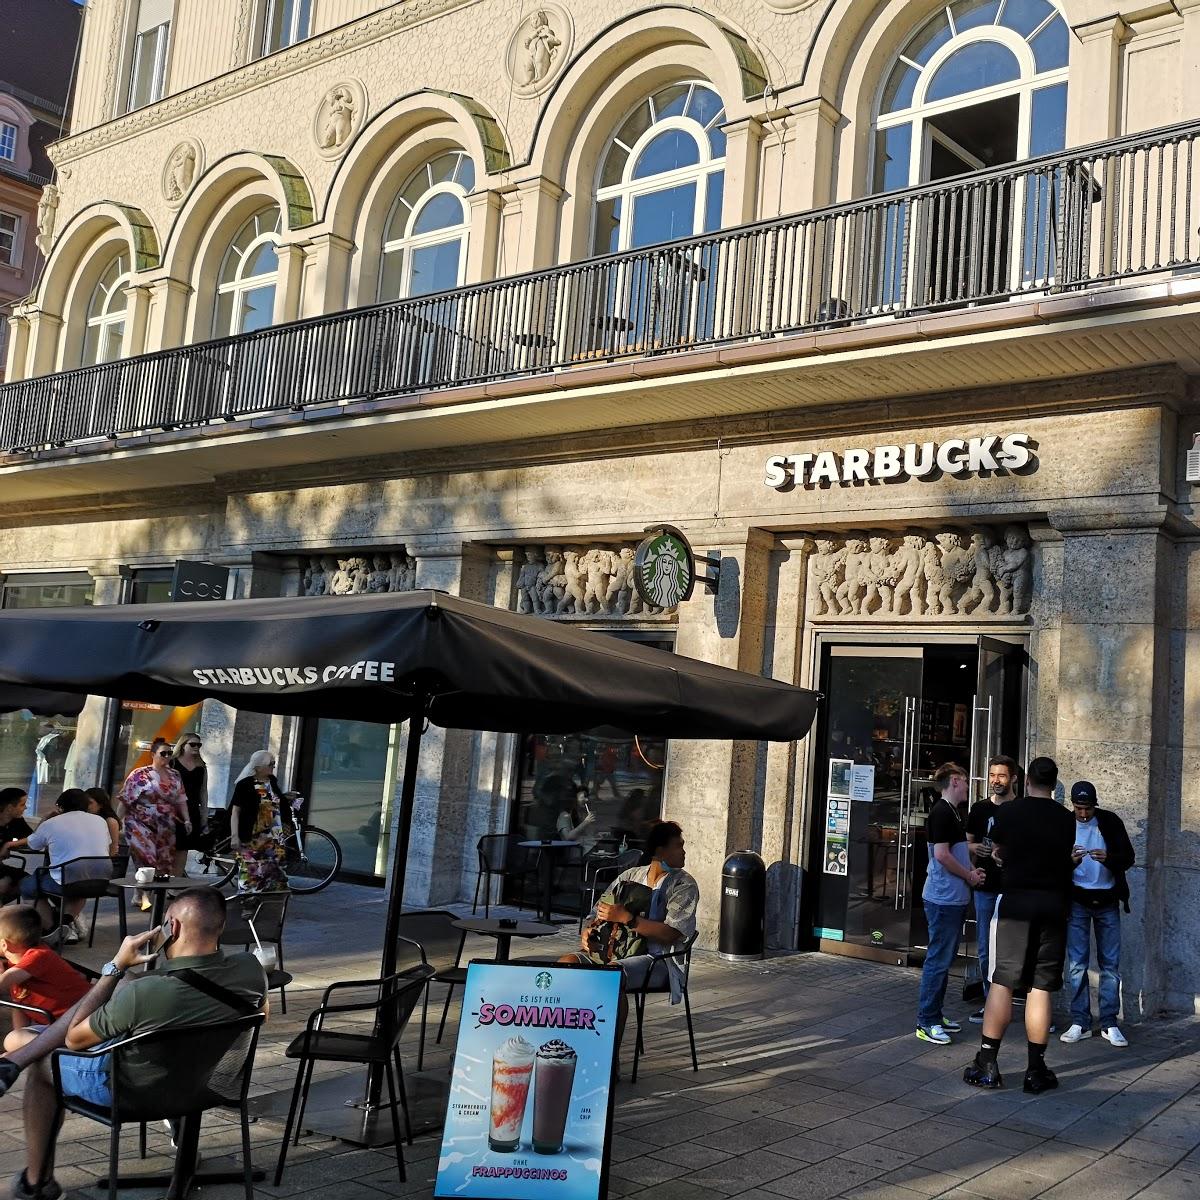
[824,797,850,876]
[827,757,853,799]
[435,962,621,1200]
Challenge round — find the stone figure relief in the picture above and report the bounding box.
[513,544,666,618]
[301,550,415,597]
[161,140,203,208]
[521,10,561,85]
[505,3,572,97]
[312,80,366,158]
[807,525,1033,619]
[35,185,59,256]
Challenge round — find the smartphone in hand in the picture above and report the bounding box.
[153,920,176,958]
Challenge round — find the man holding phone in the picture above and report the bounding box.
[1059,782,1136,1048]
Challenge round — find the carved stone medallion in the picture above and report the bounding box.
[805,525,1033,620]
[504,5,572,98]
[312,79,367,160]
[161,139,204,209]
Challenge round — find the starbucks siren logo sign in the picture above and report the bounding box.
[633,526,697,611]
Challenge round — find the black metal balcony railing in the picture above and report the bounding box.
[4,119,1200,455]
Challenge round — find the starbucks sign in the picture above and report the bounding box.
[633,526,696,610]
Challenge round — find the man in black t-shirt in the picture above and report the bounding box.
[0,788,34,903]
[964,756,1076,1095]
[965,755,1018,1023]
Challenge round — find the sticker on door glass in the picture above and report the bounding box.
[827,758,853,799]
[824,797,850,876]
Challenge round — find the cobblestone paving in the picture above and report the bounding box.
[2,884,1197,1199]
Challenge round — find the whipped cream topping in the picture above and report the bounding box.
[537,1039,577,1062]
[494,1035,536,1066]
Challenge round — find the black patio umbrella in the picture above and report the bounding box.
[0,685,86,717]
[0,590,820,977]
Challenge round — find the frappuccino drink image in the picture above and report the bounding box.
[532,1039,577,1154]
[488,1035,535,1152]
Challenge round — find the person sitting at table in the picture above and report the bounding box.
[229,750,289,894]
[556,790,599,852]
[0,788,34,904]
[6,790,111,942]
[0,905,90,1052]
[84,789,122,857]
[560,820,698,1051]
[0,888,268,1200]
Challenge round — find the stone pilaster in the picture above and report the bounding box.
[664,528,776,945]
[500,175,564,274]
[4,312,29,381]
[1066,16,1126,147]
[144,278,191,351]
[720,117,764,227]
[27,310,62,376]
[298,233,355,318]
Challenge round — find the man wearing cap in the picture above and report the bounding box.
[1060,781,1136,1048]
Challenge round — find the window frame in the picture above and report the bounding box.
[125,18,172,113]
[0,122,16,162]
[214,207,283,337]
[259,0,313,57]
[0,211,19,269]
[82,253,132,367]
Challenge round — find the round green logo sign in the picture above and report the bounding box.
[633,527,696,611]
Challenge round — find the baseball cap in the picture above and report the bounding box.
[1070,781,1099,807]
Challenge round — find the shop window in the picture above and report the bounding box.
[82,253,131,366]
[214,206,281,336]
[260,0,312,56]
[0,576,95,813]
[378,151,475,301]
[0,212,18,268]
[0,122,15,161]
[124,0,173,114]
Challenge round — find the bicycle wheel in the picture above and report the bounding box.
[197,844,237,889]
[282,825,341,893]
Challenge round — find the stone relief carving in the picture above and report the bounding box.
[301,550,415,597]
[162,140,202,208]
[807,526,1032,618]
[35,185,59,256]
[505,4,572,97]
[313,81,366,158]
[513,545,667,619]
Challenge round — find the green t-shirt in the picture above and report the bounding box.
[89,951,266,1094]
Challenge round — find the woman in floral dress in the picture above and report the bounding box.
[229,749,289,893]
[118,737,190,906]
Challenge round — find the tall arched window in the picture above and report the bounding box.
[214,206,281,336]
[874,0,1069,192]
[379,151,475,300]
[593,81,726,254]
[82,253,130,365]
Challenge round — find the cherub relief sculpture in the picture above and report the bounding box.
[510,544,662,617]
[300,549,415,597]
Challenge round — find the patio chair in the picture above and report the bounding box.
[472,833,537,917]
[577,847,642,932]
[26,856,115,940]
[393,909,472,1069]
[630,931,699,1083]
[274,964,432,1188]
[220,892,292,1011]
[49,1012,265,1200]
[86,848,131,947]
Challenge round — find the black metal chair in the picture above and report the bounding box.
[87,849,131,947]
[577,847,642,932]
[274,965,432,1188]
[629,931,700,1083]
[472,834,537,917]
[27,855,115,941]
[220,892,292,1011]
[49,1013,265,1200]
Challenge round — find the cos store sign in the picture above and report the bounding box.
[764,433,1035,490]
[170,559,228,602]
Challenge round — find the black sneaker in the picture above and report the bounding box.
[11,1171,64,1200]
[0,1059,20,1097]
[968,1009,985,1024]
[963,1054,1003,1089]
[1023,1064,1059,1094]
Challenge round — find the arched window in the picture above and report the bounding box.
[874,0,1069,192]
[379,151,475,300]
[594,81,726,254]
[214,206,281,336]
[82,253,130,365]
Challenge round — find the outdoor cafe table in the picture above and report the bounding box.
[114,875,223,929]
[519,838,577,923]
[451,916,558,962]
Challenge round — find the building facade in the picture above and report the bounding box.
[3,0,1200,1016]
[0,0,82,379]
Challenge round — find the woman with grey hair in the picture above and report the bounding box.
[228,749,288,893]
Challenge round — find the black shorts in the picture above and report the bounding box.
[987,889,1069,993]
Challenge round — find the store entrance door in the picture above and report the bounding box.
[809,636,1025,966]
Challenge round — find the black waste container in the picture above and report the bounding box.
[719,850,766,961]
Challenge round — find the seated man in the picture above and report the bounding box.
[561,820,698,1047]
[0,888,267,1200]
[7,790,111,940]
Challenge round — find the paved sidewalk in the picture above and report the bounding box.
[1,885,1197,1199]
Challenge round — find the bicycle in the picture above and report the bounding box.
[196,795,342,894]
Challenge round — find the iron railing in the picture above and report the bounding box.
[4,118,1200,455]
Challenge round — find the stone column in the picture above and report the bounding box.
[1066,16,1126,147]
[394,542,497,907]
[769,95,838,215]
[4,312,29,380]
[144,278,191,351]
[720,117,764,227]
[272,243,306,325]
[1049,511,1175,1020]
[121,285,151,360]
[27,310,62,377]
[502,175,564,273]
[298,233,355,317]
[464,188,503,283]
[1182,0,1200,116]
[664,528,776,945]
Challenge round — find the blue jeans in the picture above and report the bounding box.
[56,1039,116,1108]
[1067,900,1122,1028]
[919,901,967,1028]
[975,890,1000,996]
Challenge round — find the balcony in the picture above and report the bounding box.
[5,119,1200,467]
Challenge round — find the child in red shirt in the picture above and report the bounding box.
[0,905,91,1053]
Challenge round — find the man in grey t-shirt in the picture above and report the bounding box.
[917,763,985,1045]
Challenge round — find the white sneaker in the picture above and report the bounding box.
[1060,1023,1091,1043]
[916,1024,952,1045]
[1101,1026,1128,1047]
[57,923,80,946]
[70,917,87,940]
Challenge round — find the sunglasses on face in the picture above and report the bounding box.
[186,742,202,749]
[155,749,171,757]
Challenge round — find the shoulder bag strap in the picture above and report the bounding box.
[172,967,260,1017]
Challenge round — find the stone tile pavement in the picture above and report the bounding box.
[2,883,1198,1199]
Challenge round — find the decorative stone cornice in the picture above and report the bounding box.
[49,0,476,166]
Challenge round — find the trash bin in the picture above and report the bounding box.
[719,850,766,961]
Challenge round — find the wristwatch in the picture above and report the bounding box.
[100,961,125,979]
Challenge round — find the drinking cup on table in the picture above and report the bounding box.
[135,866,155,885]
